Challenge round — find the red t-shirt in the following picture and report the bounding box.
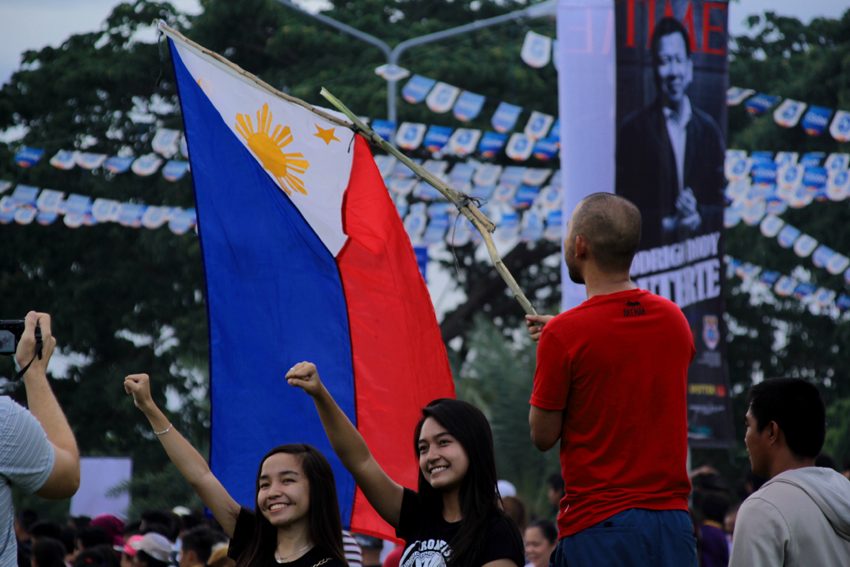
[530,288,693,538]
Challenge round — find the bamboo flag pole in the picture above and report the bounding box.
[320,88,537,316]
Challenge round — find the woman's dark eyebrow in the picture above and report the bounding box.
[258,469,300,480]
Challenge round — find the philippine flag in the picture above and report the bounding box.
[162,24,455,539]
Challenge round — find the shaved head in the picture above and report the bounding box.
[569,193,642,273]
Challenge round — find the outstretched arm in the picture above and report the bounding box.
[16,311,80,499]
[286,362,404,527]
[124,373,240,536]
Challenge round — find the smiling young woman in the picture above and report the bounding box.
[123,373,346,567]
[287,361,524,567]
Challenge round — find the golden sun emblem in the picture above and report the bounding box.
[235,103,310,196]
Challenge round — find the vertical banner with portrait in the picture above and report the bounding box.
[558,0,734,447]
[614,0,733,447]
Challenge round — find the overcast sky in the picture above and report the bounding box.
[0,0,846,86]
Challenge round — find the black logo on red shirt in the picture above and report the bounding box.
[623,301,646,317]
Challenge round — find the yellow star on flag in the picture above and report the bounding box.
[314,124,341,145]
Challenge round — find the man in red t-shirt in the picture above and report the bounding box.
[526,193,696,567]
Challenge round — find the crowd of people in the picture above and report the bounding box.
[5,193,850,567]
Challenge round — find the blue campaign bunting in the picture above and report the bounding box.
[830,110,850,142]
[543,209,562,242]
[520,209,544,242]
[523,167,552,186]
[802,166,827,191]
[745,93,780,116]
[773,99,807,128]
[800,152,826,167]
[104,155,134,174]
[505,133,534,161]
[548,118,560,142]
[76,152,107,170]
[36,189,64,213]
[793,282,817,300]
[402,75,436,104]
[141,206,171,229]
[774,276,797,297]
[759,270,781,285]
[827,169,850,201]
[727,87,755,106]
[425,82,460,114]
[524,111,554,140]
[396,122,427,151]
[751,161,777,185]
[801,105,832,136]
[513,184,540,209]
[533,137,559,161]
[15,146,44,168]
[793,234,818,258]
[422,125,453,153]
[93,198,120,222]
[447,128,481,158]
[452,91,486,122]
[825,153,849,171]
[474,163,502,186]
[131,154,163,176]
[812,245,837,269]
[469,184,494,201]
[838,294,850,311]
[521,31,552,68]
[162,160,191,182]
[491,102,522,133]
[117,203,145,227]
[50,150,76,170]
[9,185,39,206]
[478,131,508,159]
[777,224,801,248]
[500,166,525,188]
[63,194,92,216]
[371,119,397,142]
[37,211,58,225]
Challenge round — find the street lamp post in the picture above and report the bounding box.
[275,0,556,124]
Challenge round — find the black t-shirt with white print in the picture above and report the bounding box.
[396,489,524,567]
[228,507,347,567]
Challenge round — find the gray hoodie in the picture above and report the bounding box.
[729,467,850,567]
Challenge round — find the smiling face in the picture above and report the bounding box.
[524,526,556,567]
[257,452,310,529]
[655,32,693,109]
[417,417,470,492]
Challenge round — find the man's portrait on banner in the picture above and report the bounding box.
[616,17,725,247]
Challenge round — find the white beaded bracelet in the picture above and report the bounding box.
[154,423,173,436]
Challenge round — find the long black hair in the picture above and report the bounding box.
[234,444,345,567]
[413,399,505,566]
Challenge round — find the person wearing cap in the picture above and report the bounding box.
[121,535,144,567]
[133,532,174,567]
[1,312,80,567]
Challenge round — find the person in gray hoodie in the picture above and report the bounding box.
[729,378,850,566]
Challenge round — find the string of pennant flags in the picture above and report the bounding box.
[726,87,849,142]
[726,255,850,318]
[13,127,191,181]
[399,73,558,142]
[516,29,850,143]
[6,147,850,272]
